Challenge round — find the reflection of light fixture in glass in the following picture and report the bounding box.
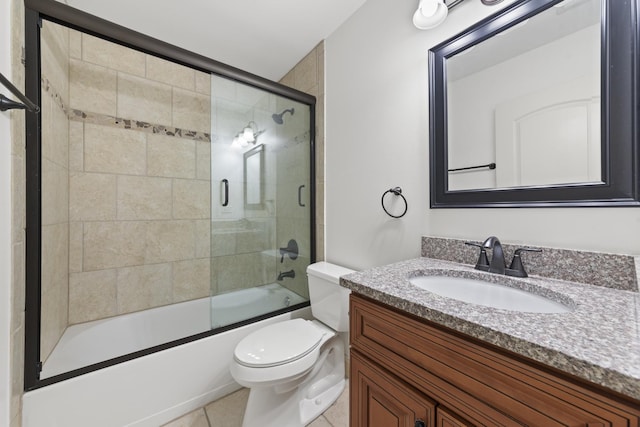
[231,121,264,149]
[413,0,504,30]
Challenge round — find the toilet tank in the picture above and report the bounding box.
[306,262,354,332]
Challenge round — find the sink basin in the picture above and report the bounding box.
[409,275,571,313]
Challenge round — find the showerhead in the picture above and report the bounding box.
[272,108,295,124]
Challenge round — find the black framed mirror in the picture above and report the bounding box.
[429,0,640,208]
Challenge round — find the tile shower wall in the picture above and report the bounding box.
[10,0,26,424]
[278,41,325,296]
[65,29,212,324]
[40,21,70,363]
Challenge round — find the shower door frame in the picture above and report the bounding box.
[23,0,316,391]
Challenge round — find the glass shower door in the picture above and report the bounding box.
[209,74,313,328]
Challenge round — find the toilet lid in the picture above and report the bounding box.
[234,319,325,368]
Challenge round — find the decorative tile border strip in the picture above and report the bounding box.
[42,76,212,143]
[422,236,639,292]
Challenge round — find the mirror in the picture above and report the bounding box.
[244,144,265,209]
[429,0,640,207]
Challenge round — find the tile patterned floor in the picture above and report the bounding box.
[163,385,349,427]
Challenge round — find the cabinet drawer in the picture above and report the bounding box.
[350,294,640,426]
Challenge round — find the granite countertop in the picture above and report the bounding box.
[340,257,640,401]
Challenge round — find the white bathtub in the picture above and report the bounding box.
[24,285,310,427]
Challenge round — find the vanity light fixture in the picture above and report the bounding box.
[413,0,504,30]
[232,120,265,149]
[413,0,448,29]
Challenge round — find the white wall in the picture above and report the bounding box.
[325,0,640,271]
[1,0,14,424]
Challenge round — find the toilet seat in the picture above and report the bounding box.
[234,319,325,368]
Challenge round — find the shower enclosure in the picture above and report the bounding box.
[24,6,315,389]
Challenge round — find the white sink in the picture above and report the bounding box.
[409,275,571,313]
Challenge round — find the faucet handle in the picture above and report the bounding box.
[465,241,490,271]
[507,248,542,278]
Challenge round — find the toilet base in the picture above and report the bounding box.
[241,337,346,427]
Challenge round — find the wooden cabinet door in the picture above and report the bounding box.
[351,351,435,427]
[436,407,472,427]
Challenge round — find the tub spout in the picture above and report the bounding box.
[277,269,295,280]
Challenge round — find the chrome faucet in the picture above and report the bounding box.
[482,236,506,274]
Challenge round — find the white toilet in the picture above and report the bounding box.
[230,261,354,427]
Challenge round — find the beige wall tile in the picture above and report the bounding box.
[11,154,25,243]
[173,258,210,302]
[83,221,146,270]
[11,242,25,330]
[172,88,211,133]
[211,229,236,257]
[117,263,172,313]
[195,71,211,95]
[196,141,211,180]
[10,325,24,426]
[83,34,146,77]
[41,21,69,103]
[173,179,210,219]
[69,269,118,324]
[162,408,209,427]
[69,28,82,59]
[145,220,195,263]
[40,272,68,361]
[195,220,210,258]
[84,124,146,175]
[69,120,84,171]
[117,73,172,125]
[70,58,117,116]
[41,158,69,226]
[69,222,83,273]
[41,96,69,168]
[117,175,172,220]
[295,49,318,93]
[204,388,249,427]
[70,172,117,221]
[214,253,267,293]
[146,55,195,90]
[147,134,196,178]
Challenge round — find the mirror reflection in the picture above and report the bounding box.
[244,144,265,208]
[446,0,601,191]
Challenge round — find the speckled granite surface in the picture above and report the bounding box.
[422,236,639,291]
[340,257,640,401]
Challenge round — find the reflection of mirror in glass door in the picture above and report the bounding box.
[34,18,314,382]
[446,0,601,191]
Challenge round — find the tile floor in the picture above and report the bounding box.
[163,384,349,427]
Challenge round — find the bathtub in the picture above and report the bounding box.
[24,284,310,427]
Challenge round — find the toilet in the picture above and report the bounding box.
[230,261,354,427]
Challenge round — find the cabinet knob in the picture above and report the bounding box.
[414,420,426,427]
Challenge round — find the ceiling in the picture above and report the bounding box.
[64,0,368,81]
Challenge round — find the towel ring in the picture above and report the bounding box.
[381,187,408,218]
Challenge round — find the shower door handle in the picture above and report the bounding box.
[221,179,229,207]
[298,185,305,207]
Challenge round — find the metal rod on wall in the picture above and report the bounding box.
[0,72,40,113]
[448,162,496,172]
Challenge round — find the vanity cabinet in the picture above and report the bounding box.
[349,294,640,427]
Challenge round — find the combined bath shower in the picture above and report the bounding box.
[272,108,294,124]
